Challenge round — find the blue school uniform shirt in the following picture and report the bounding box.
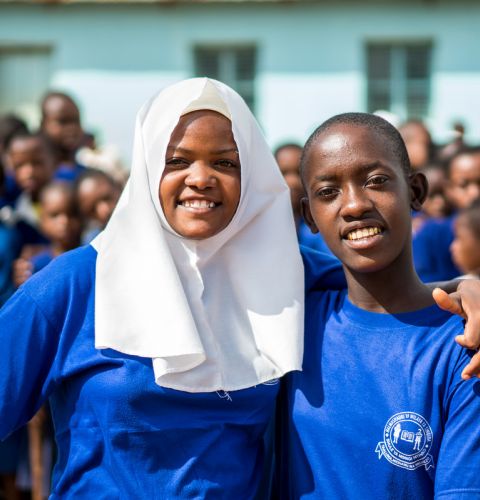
[0,222,20,306]
[413,215,460,282]
[29,249,54,274]
[0,244,344,498]
[53,162,86,182]
[278,290,480,499]
[297,219,337,259]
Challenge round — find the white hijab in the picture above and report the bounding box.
[92,78,304,393]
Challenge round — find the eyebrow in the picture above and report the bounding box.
[313,161,389,181]
[166,146,239,155]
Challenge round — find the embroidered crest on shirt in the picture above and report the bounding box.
[375,412,434,471]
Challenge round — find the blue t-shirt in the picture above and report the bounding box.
[297,219,337,259]
[413,216,460,282]
[0,223,19,306]
[29,249,54,274]
[0,245,279,498]
[278,290,480,499]
[54,163,86,182]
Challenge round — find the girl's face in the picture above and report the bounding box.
[450,216,480,274]
[159,110,241,240]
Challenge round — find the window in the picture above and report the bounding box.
[0,45,52,123]
[366,43,432,120]
[193,45,256,111]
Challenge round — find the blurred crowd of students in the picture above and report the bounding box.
[1,90,480,499]
[0,92,126,500]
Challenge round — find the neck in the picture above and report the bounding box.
[344,247,433,313]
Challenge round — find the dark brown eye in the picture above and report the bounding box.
[366,175,388,187]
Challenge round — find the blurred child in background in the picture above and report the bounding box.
[0,114,29,209]
[6,133,53,233]
[74,169,121,243]
[450,199,480,279]
[412,163,452,234]
[398,119,435,170]
[13,182,82,287]
[40,92,86,182]
[274,142,335,256]
[445,146,480,210]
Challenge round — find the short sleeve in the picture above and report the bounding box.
[0,288,60,439]
[434,349,480,498]
[300,245,345,292]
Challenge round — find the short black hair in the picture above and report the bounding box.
[274,142,303,160]
[300,112,411,182]
[0,114,29,152]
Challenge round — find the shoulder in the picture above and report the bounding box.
[20,245,97,310]
[414,216,455,241]
[305,289,345,327]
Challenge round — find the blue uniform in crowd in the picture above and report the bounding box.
[413,216,460,282]
[278,289,480,499]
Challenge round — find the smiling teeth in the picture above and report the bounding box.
[347,227,382,240]
[182,200,216,208]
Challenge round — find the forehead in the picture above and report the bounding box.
[42,188,71,207]
[450,153,480,176]
[169,110,234,144]
[10,136,45,155]
[304,123,399,177]
[45,97,79,117]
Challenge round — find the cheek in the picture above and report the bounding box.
[158,175,176,210]
[223,174,241,209]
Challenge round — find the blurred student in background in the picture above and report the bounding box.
[412,163,452,234]
[274,142,335,256]
[40,92,86,182]
[450,199,480,280]
[6,133,53,233]
[0,115,29,209]
[398,119,435,170]
[74,169,121,243]
[13,182,82,287]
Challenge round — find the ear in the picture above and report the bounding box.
[409,171,428,211]
[300,197,319,234]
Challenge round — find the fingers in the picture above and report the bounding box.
[460,350,480,380]
[12,258,33,288]
[432,288,465,318]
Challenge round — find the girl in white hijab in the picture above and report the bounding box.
[0,78,309,498]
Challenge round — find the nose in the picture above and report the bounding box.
[466,182,480,204]
[184,162,216,190]
[95,200,114,226]
[339,185,374,219]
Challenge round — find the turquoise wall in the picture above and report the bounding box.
[1,1,479,161]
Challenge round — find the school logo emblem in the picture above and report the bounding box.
[375,412,434,471]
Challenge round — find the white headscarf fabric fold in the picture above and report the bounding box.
[92,78,304,392]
